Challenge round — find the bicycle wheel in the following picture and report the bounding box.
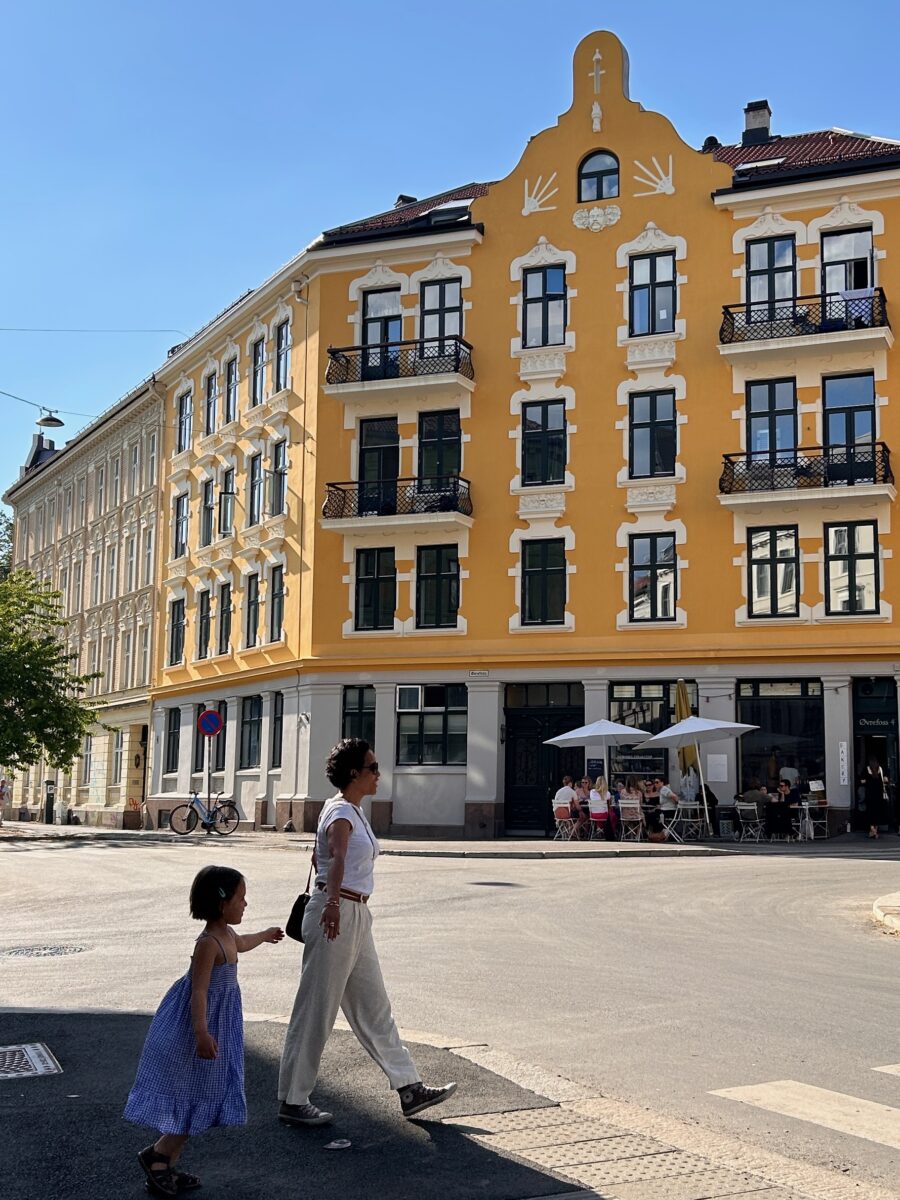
[169,805,198,835]
[213,803,240,835]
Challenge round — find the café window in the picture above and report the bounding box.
[748,527,799,618]
[737,680,825,792]
[396,684,467,766]
[342,685,376,745]
[608,681,697,779]
[629,391,675,479]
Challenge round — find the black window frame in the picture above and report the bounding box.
[200,479,215,547]
[522,400,566,486]
[213,700,227,771]
[821,227,873,295]
[747,526,800,619]
[746,379,798,463]
[419,278,462,353]
[271,439,288,514]
[164,708,180,774]
[251,337,266,407]
[824,520,880,615]
[248,453,263,526]
[203,372,217,436]
[274,320,290,392]
[219,468,235,536]
[342,685,375,744]
[169,598,185,665]
[355,548,396,631]
[417,409,461,485]
[217,582,232,655]
[629,251,676,337]
[239,694,263,769]
[522,265,567,349]
[173,492,189,559]
[521,538,566,626]
[628,390,676,480]
[746,235,796,321]
[197,588,211,658]
[270,691,284,769]
[415,544,460,629]
[578,150,619,202]
[628,533,677,623]
[269,564,284,641]
[176,391,193,453]
[396,684,468,766]
[224,358,238,424]
[245,572,260,647]
[193,704,207,774]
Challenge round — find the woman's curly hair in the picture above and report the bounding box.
[325,738,371,789]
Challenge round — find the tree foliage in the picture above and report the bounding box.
[0,571,100,771]
[0,510,12,582]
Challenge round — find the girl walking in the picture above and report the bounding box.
[124,865,283,1196]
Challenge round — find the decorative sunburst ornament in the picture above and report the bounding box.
[522,173,559,216]
[633,155,675,197]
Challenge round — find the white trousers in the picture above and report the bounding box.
[278,888,420,1105]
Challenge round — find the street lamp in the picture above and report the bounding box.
[36,409,64,428]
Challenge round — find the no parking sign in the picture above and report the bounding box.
[197,709,223,737]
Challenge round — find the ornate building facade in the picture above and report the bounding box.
[3,383,164,825]
[7,30,900,835]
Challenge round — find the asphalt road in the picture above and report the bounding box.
[3,836,900,1194]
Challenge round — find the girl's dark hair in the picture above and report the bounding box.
[326,738,370,789]
[189,865,244,921]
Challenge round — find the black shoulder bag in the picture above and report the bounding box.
[286,859,315,942]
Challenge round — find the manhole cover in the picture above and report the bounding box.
[0,1043,62,1080]
[0,944,89,959]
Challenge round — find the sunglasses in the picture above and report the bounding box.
[363,761,380,775]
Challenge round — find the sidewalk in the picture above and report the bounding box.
[872,891,900,931]
[3,1010,891,1200]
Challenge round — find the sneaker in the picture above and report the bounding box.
[278,1101,334,1126]
[398,1081,458,1118]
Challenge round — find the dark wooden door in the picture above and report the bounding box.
[504,707,584,833]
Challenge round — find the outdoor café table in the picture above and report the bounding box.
[790,802,814,841]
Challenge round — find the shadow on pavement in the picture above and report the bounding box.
[1,1012,577,1200]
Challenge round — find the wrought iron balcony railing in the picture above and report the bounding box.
[719,289,889,344]
[719,443,893,494]
[322,476,473,520]
[325,335,474,385]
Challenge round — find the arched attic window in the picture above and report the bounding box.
[578,151,619,202]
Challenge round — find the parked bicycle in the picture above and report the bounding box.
[169,791,240,837]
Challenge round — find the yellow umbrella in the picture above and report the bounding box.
[674,679,698,776]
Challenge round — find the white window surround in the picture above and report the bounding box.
[731,545,814,626]
[614,513,687,630]
[267,300,292,342]
[615,222,687,347]
[508,237,578,361]
[344,261,411,346]
[244,317,268,358]
[811,542,892,624]
[615,374,687,487]
[507,522,575,633]
[508,381,576,493]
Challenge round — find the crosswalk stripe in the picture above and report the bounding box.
[872,1064,900,1076]
[711,1080,900,1150]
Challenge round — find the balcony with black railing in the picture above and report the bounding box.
[719,290,891,355]
[321,476,474,530]
[324,335,475,398]
[718,443,894,503]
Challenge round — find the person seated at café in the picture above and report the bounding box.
[573,776,593,838]
[552,775,579,829]
[741,778,766,805]
[589,776,618,839]
[654,777,679,814]
[764,781,794,839]
[777,778,801,805]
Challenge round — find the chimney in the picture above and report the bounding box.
[394,194,417,208]
[742,100,772,147]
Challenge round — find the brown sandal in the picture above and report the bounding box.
[138,1146,179,1198]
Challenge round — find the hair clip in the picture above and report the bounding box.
[217,887,226,898]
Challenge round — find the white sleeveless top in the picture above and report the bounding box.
[315,796,380,895]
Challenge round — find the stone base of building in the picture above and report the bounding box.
[464,802,504,838]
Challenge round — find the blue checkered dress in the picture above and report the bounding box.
[124,937,246,1135]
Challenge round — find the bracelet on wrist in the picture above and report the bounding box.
[324,899,340,908]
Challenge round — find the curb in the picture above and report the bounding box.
[872,891,900,932]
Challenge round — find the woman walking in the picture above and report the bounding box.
[863,757,890,839]
[278,738,456,1125]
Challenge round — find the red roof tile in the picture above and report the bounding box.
[322,182,490,239]
[714,129,900,174]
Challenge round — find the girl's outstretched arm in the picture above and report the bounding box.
[190,938,219,1059]
[233,926,284,952]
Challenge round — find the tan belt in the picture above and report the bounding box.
[316,882,369,904]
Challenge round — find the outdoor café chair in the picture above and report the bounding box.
[735,801,765,842]
[618,800,644,841]
[552,807,577,841]
[806,801,828,840]
[670,800,705,841]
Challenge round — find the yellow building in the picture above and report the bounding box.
[44,29,900,837]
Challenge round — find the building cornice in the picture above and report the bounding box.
[713,166,900,215]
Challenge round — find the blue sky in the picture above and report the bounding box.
[4,0,900,503]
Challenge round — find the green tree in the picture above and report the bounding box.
[0,510,12,581]
[0,571,100,771]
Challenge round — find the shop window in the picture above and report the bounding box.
[737,680,825,792]
[608,681,697,779]
[396,684,467,765]
[342,685,375,744]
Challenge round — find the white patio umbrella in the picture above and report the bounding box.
[544,718,653,785]
[639,717,759,835]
